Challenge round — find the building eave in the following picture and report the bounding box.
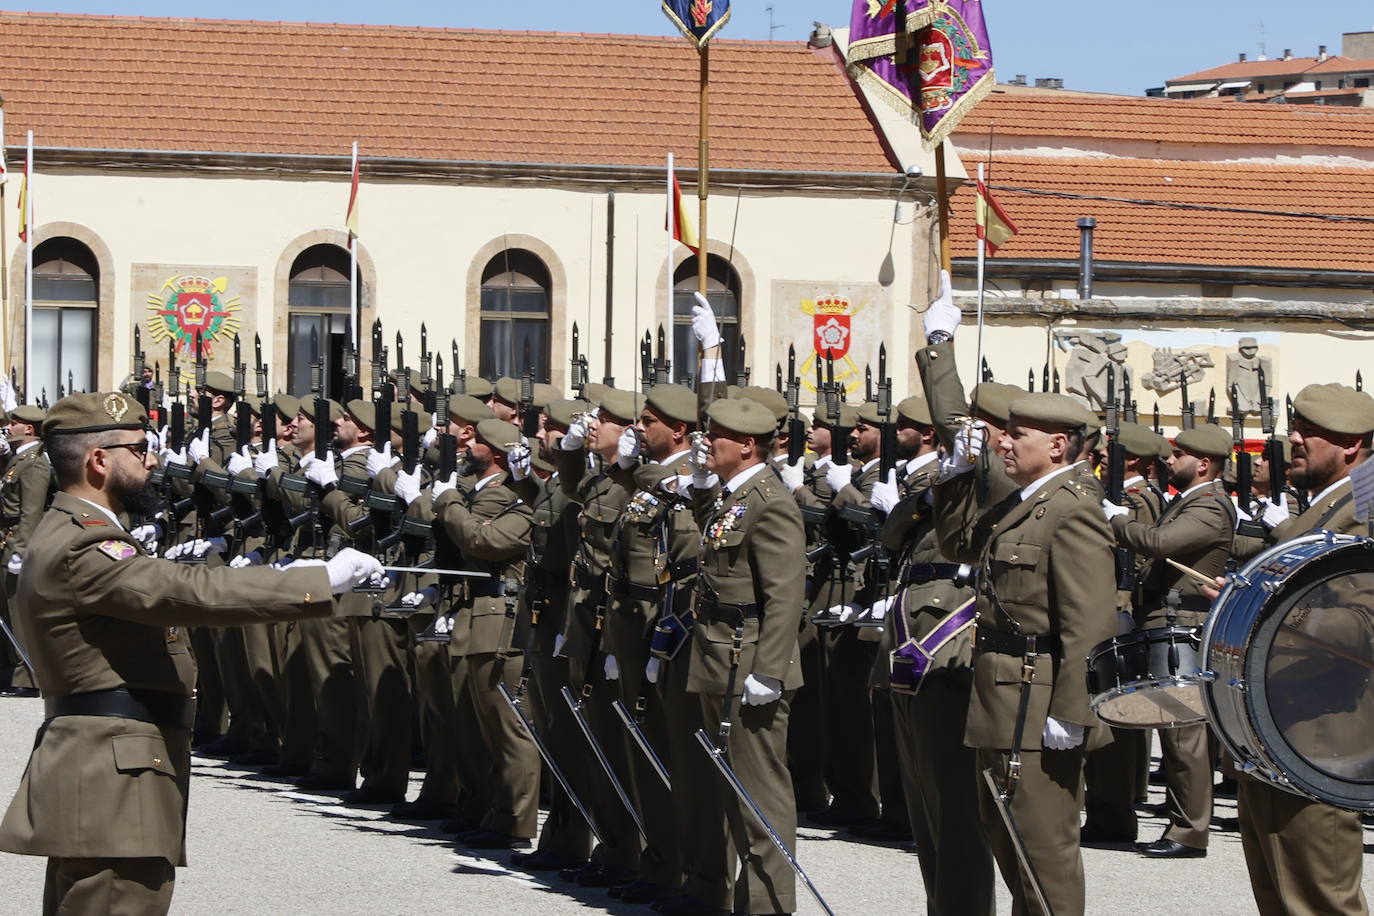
[953,257,1374,289]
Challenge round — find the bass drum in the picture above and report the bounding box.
[1202,532,1374,812]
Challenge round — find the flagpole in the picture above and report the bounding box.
[0,99,9,375]
[349,141,359,361]
[935,145,951,272]
[697,45,709,297]
[975,161,987,388]
[24,130,33,403]
[666,152,675,381]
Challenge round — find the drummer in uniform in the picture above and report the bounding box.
[1230,382,1373,916]
[1102,423,1236,858]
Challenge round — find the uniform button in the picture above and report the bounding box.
[304,593,313,602]
[153,757,162,767]
[1010,554,1018,561]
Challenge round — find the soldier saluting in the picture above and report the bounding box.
[0,391,383,915]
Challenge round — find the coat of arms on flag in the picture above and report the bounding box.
[663,0,731,49]
[145,275,242,360]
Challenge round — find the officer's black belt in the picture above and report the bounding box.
[975,627,1061,657]
[0,514,20,528]
[469,579,508,599]
[573,566,605,591]
[696,598,760,624]
[526,567,569,593]
[608,560,699,601]
[900,563,964,586]
[45,687,197,730]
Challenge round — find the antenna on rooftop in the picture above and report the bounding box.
[766,5,785,40]
[1257,21,1268,61]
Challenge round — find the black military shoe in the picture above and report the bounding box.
[342,786,404,806]
[390,798,460,821]
[1080,823,1136,846]
[1138,838,1206,858]
[509,850,585,872]
[0,686,38,698]
[615,880,675,903]
[456,827,531,850]
[293,773,354,792]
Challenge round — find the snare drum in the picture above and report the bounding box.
[1086,626,1205,728]
[1203,532,1374,812]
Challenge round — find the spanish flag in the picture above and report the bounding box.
[669,171,698,255]
[974,177,1017,255]
[16,165,27,244]
[344,142,360,249]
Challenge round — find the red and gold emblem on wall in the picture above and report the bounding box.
[800,294,864,396]
[145,275,242,362]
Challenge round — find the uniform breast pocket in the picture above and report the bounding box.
[990,541,1042,606]
[710,530,746,574]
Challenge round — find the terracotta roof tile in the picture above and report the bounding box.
[949,155,1374,272]
[1169,56,1325,82]
[0,12,896,174]
[955,85,1374,148]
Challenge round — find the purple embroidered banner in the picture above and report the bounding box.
[662,0,732,49]
[847,0,996,148]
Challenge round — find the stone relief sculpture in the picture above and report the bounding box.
[1054,331,1127,410]
[1225,337,1273,415]
[1140,347,1214,395]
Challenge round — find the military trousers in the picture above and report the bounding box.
[786,620,827,812]
[894,675,995,916]
[43,856,175,916]
[1083,726,1142,841]
[276,620,316,772]
[446,648,494,825]
[1159,722,1212,848]
[299,616,360,785]
[405,622,461,811]
[821,627,879,819]
[351,616,413,798]
[189,626,228,740]
[466,651,541,838]
[1237,774,1368,916]
[527,647,592,861]
[215,626,272,752]
[976,746,1087,916]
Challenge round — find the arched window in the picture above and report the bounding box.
[31,238,98,403]
[287,244,357,399]
[673,254,741,384]
[480,249,550,382]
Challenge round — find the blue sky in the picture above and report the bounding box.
[9,1,1373,95]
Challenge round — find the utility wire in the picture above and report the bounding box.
[986,184,1374,225]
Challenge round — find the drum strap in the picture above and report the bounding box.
[1313,491,1354,531]
[1006,650,1037,799]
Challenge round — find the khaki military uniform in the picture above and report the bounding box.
[787,454,833,810]
[0,439,52,688]
[684,462,806,915]
[0,491,332,915]
[1112,478,1235,849]
[1236,476,1368,916]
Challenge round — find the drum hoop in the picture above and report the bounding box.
[1090,675,1207,728]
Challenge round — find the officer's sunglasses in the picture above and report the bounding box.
[98,440,151,460]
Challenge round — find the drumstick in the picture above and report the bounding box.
[1166,558,1222,589]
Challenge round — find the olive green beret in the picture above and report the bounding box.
[238,398,261,418]
[738,386,788,423]
[42,392,145,437]
[492,377,522,406]
[299,398,343,425]
[533,383,561,409]
[1008,393,1094,431]
[11,404,46,426]
[897,396,932,426]
[1292,383,1374,436]
[532,449,556,474]
[273,394,301,423]
[202,370,236,395]
[406,374,430,396]
[707,398,776,437]
[599,389,645,424]
[813,403,859,429]
[971,382,1024,424]
[452,375,493,399]
[449,394,495,425]
[856,401,885,426]
[545,398,588,430]
[646,384,697,426]
[392,408,431,437]
[345,399,376,433]
[1156,437,1174,461]
[1259,438,1293,464]
[1175,423,1234,459]
[475,418,523,456]
[583,382,608,407]
[1117,422,1165,458]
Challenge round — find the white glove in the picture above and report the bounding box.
[422,426,439,449]
[323,547,386,594]
[645,658,662,684]
[922,269,960,338]
[779,458,805,494]
[509,442,532,481]
[187,429,211,466]
[393,466,422,506]
[5,553,21,575]
[742,673,783,706]
[401,587,438,610]
[603,654,620,680]
[936,420,987,481]
[553,633,567,657]
[863,595,896,623]
[155,426,169,451]
[1042,716,1085,750]
[1101,499,1129,521]
[226,446,253,476]
[832,602,862,623]
[690,434,712,486]
[691,291,722,349]
[229,550,265,569]
[0,437,12,459]
[301,452,339,489]
[252,440,278,475]
[162,444,188,468]
[195,537,228,558]
[825,461,853,494]
[145,428,162,453]
[660,473,695,494]
[366,442,397,478]
[561,417,588,451]
[129,521,163,553]
[870,469,900,514]
[616,428,641,469]
[431,472,457,504]
[1116,611,1135,636]
[1259,494,1290,529]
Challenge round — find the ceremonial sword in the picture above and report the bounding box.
[561,686,649,843]
[611,699,671,791]
[0,614,34,678]
[982,767,1054,916]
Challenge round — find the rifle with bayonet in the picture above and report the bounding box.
[784,345,805,465]
[1104,366,1135,592]
[734,335,750,388]
[1179,372,1195,431]
[1230,385,1253,514]
[419,323,433,410]
[570,323,588,399]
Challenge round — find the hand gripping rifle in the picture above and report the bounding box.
[1104,366,1135,593]
[1230,385,1254,514]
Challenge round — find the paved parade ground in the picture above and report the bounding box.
[0,696,1368,915]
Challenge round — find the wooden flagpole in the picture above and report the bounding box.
[0,98,9,375]
[934,144,952,272]
[697,45,710,296]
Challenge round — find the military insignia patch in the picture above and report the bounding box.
[103,394,129,423]
[166,627,179,643]
[1035,506,1047,519]
[96,539,137,561]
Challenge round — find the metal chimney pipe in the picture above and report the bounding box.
[1077,217,1097,300]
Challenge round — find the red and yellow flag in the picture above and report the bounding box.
[344,145,360,249]
[16,166,28,243]
[669,171,698,254]
[974,177,1017,255]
